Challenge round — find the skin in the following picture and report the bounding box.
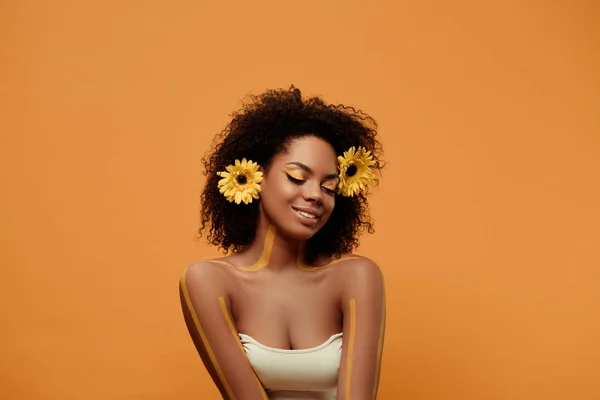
[180,135,386,399]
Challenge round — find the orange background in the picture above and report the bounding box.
[1,1,599,399]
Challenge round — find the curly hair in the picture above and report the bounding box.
[198,85,384,261]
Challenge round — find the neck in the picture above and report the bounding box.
[240,213,302,271]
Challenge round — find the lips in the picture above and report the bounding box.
[291,206,322,225]
[292,206,321,218]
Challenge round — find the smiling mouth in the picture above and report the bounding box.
[292,207,320,221]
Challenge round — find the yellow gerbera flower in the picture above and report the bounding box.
[216,158,263,204]
[337,146,375,197]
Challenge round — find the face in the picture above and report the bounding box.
[259,135,339,241]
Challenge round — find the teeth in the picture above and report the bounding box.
[296,210,317,219]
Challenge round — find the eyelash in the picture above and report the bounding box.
[285,173,336,195]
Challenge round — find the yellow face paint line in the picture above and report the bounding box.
[372,285,386,399]
[218,297,269,400]
[179,272,236,400]
[345,298,356,400]
[283,168,305,181]
[240,224,276,272]
[284,167,338,192]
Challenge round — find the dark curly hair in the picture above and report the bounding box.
[198,85,384,262]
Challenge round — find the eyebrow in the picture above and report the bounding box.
[286,162,339,180]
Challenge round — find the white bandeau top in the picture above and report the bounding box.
[239,332,343,400]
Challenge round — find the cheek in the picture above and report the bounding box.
[272,181,298,204]
[324,196,336,213]
[262,177,295,206]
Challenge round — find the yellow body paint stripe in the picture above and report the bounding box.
[218,297,268,400]
[180,271,236,400]
[239,224,276,271]
[345,298,356,400]
[298,256,360,271]
[207,225,359,272]
[372,285,386,399]
[296,243,360,271]
[207,260,236,267]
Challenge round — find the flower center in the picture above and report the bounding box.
[236,174,247,185]
[346,165,358,177]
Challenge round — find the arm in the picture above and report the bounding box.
[336,259,386,400]
[179,262,268,400]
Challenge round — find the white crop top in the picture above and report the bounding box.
[239,332,343,400]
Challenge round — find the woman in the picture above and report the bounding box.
[179,86,386,400]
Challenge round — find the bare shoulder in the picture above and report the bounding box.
[180,259,235,293]
[333,254,383,277]
[332,254,385,294]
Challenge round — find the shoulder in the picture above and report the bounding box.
[333,255,385,293]
[333,254,383,279]
[180,259,235,292]
[334,255,385,315]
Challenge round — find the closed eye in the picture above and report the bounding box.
[323,186,336,195]
[285,173,305,184]
[286,171,337,195]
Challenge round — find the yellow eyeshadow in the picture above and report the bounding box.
[284,168,338,191]
[283,168,305,181]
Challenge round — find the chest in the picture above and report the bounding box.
[229,270,342,340]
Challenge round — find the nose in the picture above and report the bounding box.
[303,183,323,203]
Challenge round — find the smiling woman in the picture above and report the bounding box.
[179,86,386,400]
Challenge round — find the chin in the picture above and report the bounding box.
[279,224,322,242]
[288,229,319,242]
